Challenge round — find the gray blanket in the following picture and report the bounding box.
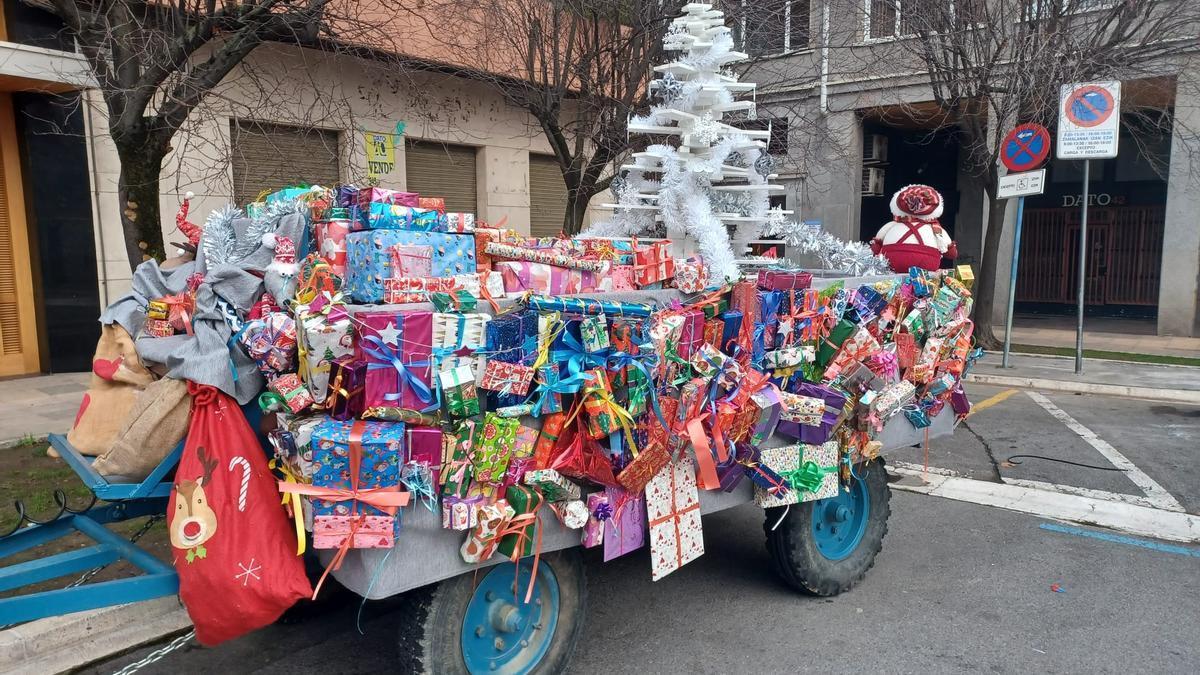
[100,211,306,404]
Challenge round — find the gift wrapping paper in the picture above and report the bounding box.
[779,392,827,427]
[438,365,480,418]
[550,500,589,529]
[296,296,354,404]
[498,261,602,296]
[485,241,609,272]
[310,419,406,544]
[460,500,514,561]
[674,258,708,294]
[752,443,840,508]
[359,310,435,412]
[441,420,476,497]
[523,469,582,502]
[634,241,675,286]
[346,229,477,303]
[268,373,313,413]
[382,276,458,304]
[776,382,848,444]
[603,487,646,562]
[479,360,535,397]
[474,413,519,484]
[443,212,475,234]
[757,270,813,291]
[389,244,434,278]
[646,456,703,581]
[497,485,544,559]
[315,218,351,276]
[525,295,655,318]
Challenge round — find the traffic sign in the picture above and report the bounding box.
[1001,123,1050,172]
[997,169,1046,200]
[1057,81,1121,159]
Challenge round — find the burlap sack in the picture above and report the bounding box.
[67,323,157,456]
[93,377,192,480]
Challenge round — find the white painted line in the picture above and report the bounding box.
[965,373,1200,405]
[1026,391,1185,512]
[888,466,1200,543]
[889,460,1174,511]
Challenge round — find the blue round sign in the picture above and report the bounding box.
[1001,123,1051,172]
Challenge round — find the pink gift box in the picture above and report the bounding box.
[407,425,444,486]
[313,515,395,549]
[611,265,637,291]
[479,360,535,397]
[358,187,418,207]
[497,261,584,296]
[389,244,434,278]
[315,218,351,276]
[358,310,435,412]
[603,487,645,562]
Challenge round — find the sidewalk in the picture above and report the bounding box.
[968,351,1200,404]
[1001,314,1200,359]
[0,372,89,447]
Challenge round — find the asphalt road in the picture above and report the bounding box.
[85,385,1200,674]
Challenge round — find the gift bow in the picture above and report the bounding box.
[361,335,436,408]
[606,350,669,432]
[781,461,839,495]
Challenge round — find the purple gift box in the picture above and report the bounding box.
[358,310,435,412]
[602,487,645,562]
[717,444,759,493]
[327,356,366,420]
[358,187,419,208]
[775,382,848,444]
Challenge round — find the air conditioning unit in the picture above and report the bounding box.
[862,167,886,196]
[863,134,888,164]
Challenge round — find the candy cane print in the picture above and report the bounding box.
[228,456,252,512]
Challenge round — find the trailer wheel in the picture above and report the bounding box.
[400,549,587,674]
[764,459,891,597]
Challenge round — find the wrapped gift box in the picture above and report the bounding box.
[240,312,297,374]
[757,270,813,291]
[444,212,475,234]
[310,419,407,546]
[497,260,587,296]
[358,310,435,413]
[752,443,839,508]
[326,357,366,420]
[438,365,481,418]
[551,500,589,529]
[314,218,351,277]
[389,244,434,278]
[460,500,514,560]
[418,196,445,213]
[442,420,476,497]
[357,187,418,208]
[355,202,441,231]
[523,468,581,502]
[603,487,645,562]
[634,240,674,286]
[296,295,354,404]
[496,485,544,559]
[775,382,847,444]
[534,412,568,469]
[646,456,703,581]
[346,230,477,303]
[674,257,708,293]
[384,276,458,304]
[479,359,535,398]
[406,425,444,486]
[268,373,313,413]
[474,413,519,484]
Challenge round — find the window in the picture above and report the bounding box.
[866,1,983,40]
[729,1,810,56]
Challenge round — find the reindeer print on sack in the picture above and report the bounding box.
[171,445,219,563]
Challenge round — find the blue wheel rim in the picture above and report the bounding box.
[811,477,870,561]
[461,561,559,674]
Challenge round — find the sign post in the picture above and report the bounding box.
[1057,81,1121,374]
[998,123,1051,368]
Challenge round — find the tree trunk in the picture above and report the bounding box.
[115,145,168,270]
[973,192,1010,350]
[562,186,593,236]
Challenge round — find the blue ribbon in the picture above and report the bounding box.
[607,350,668,432]
[551,330,610,379]
[527,369,588,416]
[361,334,436,409]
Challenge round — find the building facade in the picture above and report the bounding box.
[0,1,577,377]
[738,0,1200,338]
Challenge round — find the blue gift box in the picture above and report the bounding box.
[345,229,477,303]
[310,418,406,535]
[354,202,443,232]
[483,312,536,409]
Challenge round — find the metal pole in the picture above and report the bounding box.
[1002,196,1025,368]
[1075,160,1089,374]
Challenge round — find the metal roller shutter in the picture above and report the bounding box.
[230,120,341,206]
[404,140,477,213]
[528,154,567,238]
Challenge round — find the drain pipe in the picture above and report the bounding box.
[82,88,110,307]
[819,0,830,113]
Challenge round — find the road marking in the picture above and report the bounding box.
[889,460,1175,511]
[1039,523,1200,558]
[969,388,1018,415]
[887,465,1200,543]
[1026,391,1184,512]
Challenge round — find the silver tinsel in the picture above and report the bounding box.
[609,173,628,197]
[761,217,892,276]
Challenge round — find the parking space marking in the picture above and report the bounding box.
[888,465,1200,543]
[1039,523,1200,558]
[1026,391,1184,512]
[969,388,1019,415]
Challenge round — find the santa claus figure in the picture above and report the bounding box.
[870,184,958,272]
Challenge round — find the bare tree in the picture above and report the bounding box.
[875,0,1200,347]
[401,0,686,235]
[34,0,394,268]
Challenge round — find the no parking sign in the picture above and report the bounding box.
[1057,81,1121,159]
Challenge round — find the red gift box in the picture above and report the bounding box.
[633,241,675,286]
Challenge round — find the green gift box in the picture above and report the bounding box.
[497,484,544,559]
[430,289,478,312]
[815,319,857,368]
[579,315,610,352]
[473,412,519,483]
[442,419,476,497]
[438,365,481,418]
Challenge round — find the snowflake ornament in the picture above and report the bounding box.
[690,111,722,146]
[656,72,684,105]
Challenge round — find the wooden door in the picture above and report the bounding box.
[0,93,40,375]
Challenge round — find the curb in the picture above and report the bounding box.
[966,373,1200,405]
[0,596,192,674]
[0,435,48,451]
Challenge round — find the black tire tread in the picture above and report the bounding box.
[764,458,891,597]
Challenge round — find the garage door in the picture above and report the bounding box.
[404,140,477,214]
[230,121,340,206]
[528,154,567,237]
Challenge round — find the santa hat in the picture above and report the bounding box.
[890,184,944,221]
[263,233,298,277]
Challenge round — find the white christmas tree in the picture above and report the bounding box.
[587,2,891,280]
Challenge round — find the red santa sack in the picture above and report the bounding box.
[168,384,311,646]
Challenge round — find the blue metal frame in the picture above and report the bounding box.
[460,561,560,675]
[811,478,871,561]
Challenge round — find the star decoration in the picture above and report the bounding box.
[656,72,684,105]
[375,320,402,345]
[235,558,262,587]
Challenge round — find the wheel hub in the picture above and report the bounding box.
[811,476,871,561]
[462,562,559,674]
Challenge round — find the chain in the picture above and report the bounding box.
[65,515,165,589]
[108,629,195,675]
